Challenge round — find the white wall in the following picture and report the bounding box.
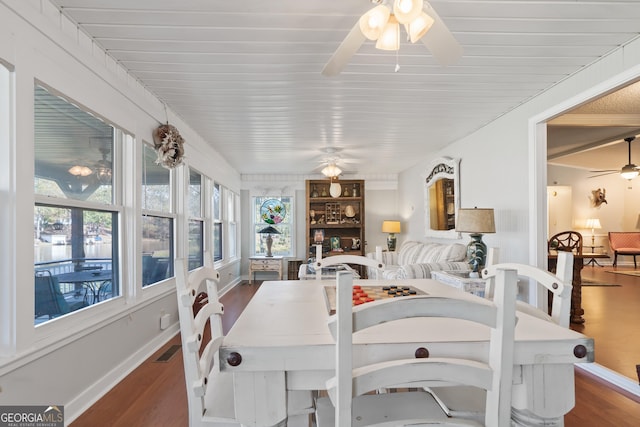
[363,188,400,251]
[548,164,640,261]
[398,37,640,271]
[240,175,399,279]
[0,0,240,420]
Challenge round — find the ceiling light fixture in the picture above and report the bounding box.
[321,163,343,198]
[68,165,93,177]
[620,136,639,180]
[95,147,113,185]
[620,165,639,180]
[360,0,435,52]
[95,161,112,185]
[321,163,342,178]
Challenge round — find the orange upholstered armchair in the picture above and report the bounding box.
[608,232,640,268]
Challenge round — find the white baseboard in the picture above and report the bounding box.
[576,363,640,397]
[64,324,180,425]
[63,278,242,424]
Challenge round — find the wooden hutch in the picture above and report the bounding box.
[305,179,365,261]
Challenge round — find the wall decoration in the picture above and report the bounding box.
[152,123,185,169]
[260,199,286,224]
[591,188,607,208]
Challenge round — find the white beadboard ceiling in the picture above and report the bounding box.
[48,0,640,176]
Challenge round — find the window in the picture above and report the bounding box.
[188,169,204,270]
[228,190,239,259]
[253,196,293,257]
[212,183,222,262]
[141,143,174,287]
[34,85,123,324]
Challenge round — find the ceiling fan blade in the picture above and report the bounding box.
[322,22,367,76]
[589,169,617,173]
[420,2,463,66]
[589,171,618,178]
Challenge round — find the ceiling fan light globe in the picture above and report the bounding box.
[620,164,639,180]
[322,164,342,177]
[407,12,434,43]
[68,165,93,177]
[393,0,423,24]
[375,15,400,51]
[359,5,391,40]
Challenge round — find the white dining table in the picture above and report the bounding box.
[219,279,594,427]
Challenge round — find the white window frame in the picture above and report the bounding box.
[141,141,175,287]
[188,167,205,270]
[33,83,125,326]
[212,182,223,263]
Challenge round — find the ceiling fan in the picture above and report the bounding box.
[312,157,358,176]
[322,0,463,76]
[589,136,640,180]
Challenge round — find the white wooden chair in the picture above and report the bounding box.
[174,258,240,427]
[315,269,518,426]
[427,252,574,422]
[483,250,573,327]
[315,254,385,280]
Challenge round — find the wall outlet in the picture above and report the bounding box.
[160,313,171,330]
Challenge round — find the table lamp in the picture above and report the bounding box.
[585,218,601,246]
[258,225,281,257]
[381,220,401,251]
[455,207,495,275]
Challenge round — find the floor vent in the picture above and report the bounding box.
[155,344,181,362]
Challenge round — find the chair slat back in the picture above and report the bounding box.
[175,257,225,424]
[482,251,573,327]
[315,254,384,280]
[328,268,518,426]
[549,231,583,255]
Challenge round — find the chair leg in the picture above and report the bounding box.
[613,253,618,267]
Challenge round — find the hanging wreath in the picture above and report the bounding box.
[152,123,185,169]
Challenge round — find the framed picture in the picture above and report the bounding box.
[330,236,341,251]
[314,229,325,244]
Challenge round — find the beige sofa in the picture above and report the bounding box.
[367,240,470,279]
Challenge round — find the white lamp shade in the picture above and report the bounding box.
[376,15,400,51]
[359,5,391,41]
[393,0,423,25]
[406,12,434,43]
[585,218,601,230]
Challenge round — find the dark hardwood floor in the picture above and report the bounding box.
[71,277,640,427]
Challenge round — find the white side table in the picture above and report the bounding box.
[431,270,486,297]
[249,256,283,284]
